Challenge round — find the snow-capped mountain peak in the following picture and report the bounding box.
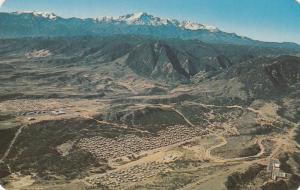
[33,12,57,20]
[13,11,58,20]
[97,12,219,32]
[116,12,173,26]
[121,12,147,21]
[180,21,219,32]
[11,11,218,32]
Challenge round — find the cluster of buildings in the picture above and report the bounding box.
[87,161,168,188]
[78,125,206,160]
[21,109,66,121]
[267,159,288,181]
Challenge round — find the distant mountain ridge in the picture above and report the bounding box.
[96,12,219,32]
[0,11,299,49]
[1,36,298,83]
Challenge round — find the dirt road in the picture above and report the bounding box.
[0,125,25,163]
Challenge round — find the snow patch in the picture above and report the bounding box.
[99,12,219,32]
[12,11,219,32]
[117,12,173,26]
[180,21,219,32]
[13,11,58,20]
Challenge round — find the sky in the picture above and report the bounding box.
[0,0,300,44]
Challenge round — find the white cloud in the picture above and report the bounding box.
[0,0,6,7]
[296,0,300,4]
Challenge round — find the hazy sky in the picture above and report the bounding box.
[1,0,300,43]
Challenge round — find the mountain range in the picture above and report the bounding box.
[0,11,299,49]
[1,9,300,190]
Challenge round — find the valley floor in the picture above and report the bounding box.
[0,93,299,190]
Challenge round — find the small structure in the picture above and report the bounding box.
[272,171,287,181]
[51,110,66,115]
[267,159,280,172]
[267,159,288,181]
